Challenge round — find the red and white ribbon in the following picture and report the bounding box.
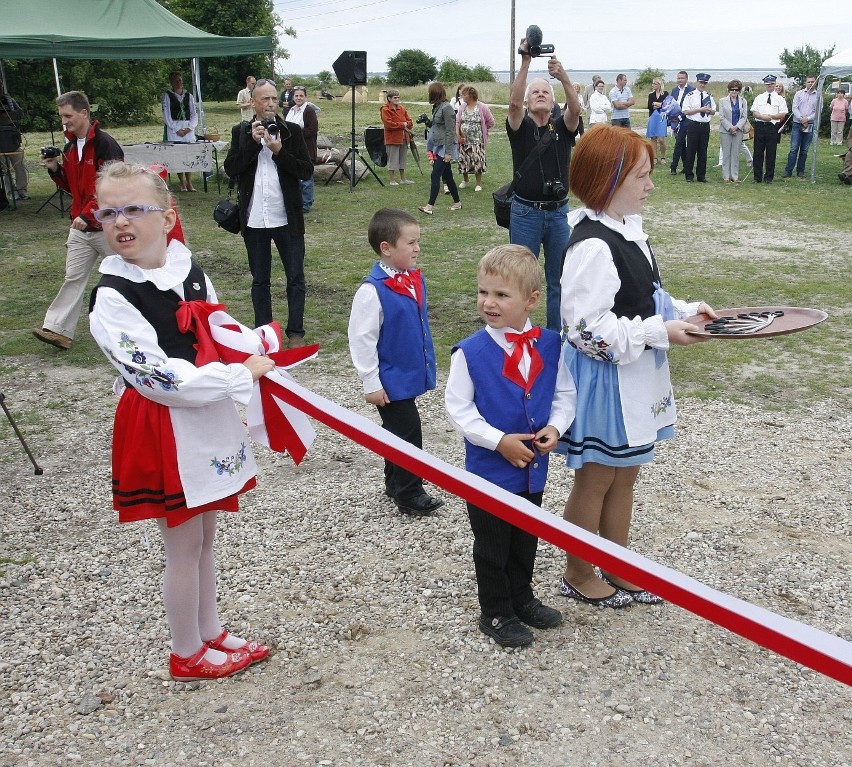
[266,375,852,687]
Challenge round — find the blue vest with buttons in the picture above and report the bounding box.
[454,328,561,494]
[366,262,437,401]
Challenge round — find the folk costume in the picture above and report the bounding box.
[348,262,438,505]
[89,240,258,527]
[447,324,575,622]
[559,210,702,467]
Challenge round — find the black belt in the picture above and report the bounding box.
[514,196,568,211]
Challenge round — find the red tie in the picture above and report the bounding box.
[384,270,423,307]
[503,327,544,393]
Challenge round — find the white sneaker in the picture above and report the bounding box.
[474,185,482,192]
[400,179,415,185]
[388,181,399,186]
[747,161,753,167]
[443,184,450,194]
[459,181,467,189]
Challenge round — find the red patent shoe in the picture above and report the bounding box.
[169,644,251,682]
[206,629,270,665]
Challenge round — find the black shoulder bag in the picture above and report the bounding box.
[213,175,240,234]
[492,129,553,229]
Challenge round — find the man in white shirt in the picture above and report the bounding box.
[750,75,788,183]
[681,73,715,183]
[783,75,818,178]
[223,79,314,344]
[236,75,256,123]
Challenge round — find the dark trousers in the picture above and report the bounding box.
[683,120,710,181]
[467,490,542,619]
[243,225,306,337]
[376,398,425,501]
[428,155,459,205]
[753,122,779,182]
[671,121,689,171]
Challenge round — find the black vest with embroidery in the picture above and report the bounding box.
[566,218,661,320]
[166,91,191,121]
[89,261,208,363]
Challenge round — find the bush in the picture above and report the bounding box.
[470,65,496,83]
[387,49,437,86]
[437,59,473,83]
[634,67,664,92]
[368,75,386,87]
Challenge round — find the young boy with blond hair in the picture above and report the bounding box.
[446,245,576,646]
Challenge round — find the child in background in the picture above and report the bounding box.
[446,245,576,647]
[348,208,443,516]
[558,124,716,608]
[89,162,274,681]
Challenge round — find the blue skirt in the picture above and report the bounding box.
[557,344,674,468]
[646,110,668,138]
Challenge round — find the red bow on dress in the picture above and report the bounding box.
[383,270,423,307]
[503,327,544,393]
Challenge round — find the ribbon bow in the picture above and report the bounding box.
[384,269,423,307]
[503,327,544,393]
[177,301,318,463]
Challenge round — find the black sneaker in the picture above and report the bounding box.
[395,493,443,516]
[515,598,563,629]
[478,614,534,647]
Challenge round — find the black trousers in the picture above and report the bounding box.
[683,120,710,181]
[670,120,689,171]
[753,122,778,182]
[376,398,425,501]
[467,490,542,619]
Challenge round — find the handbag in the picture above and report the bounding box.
[0,125,22,153]
[743,120,754,140]
[213,178,240,234]
[492,131,554,229]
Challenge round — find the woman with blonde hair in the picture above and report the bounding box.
[645,77,669,164]
[455,86,495,192]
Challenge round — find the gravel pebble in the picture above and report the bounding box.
[0,354,850,767]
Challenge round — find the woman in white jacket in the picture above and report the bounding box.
[587,80,612,125]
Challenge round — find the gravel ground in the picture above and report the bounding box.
[1,353,850,767]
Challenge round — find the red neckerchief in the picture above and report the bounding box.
[383,269,423,307]
[503,327,543,393]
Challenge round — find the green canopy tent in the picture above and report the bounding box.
[0,0,275,134]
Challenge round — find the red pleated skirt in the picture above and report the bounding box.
[111,387,256,527]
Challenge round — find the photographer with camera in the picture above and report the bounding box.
[224,78,313,346]
[507,30,582,332]
[0,90,28,202]
[32,91,124,351]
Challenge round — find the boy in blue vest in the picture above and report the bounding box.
[348,209,444,517]
[446,245,575,647]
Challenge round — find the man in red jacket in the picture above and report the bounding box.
[34,91,124,350]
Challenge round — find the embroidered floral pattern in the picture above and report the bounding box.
[211,443,248,476]
[110,333,184,392]
[651,390,673,417]
[570,318,615,363]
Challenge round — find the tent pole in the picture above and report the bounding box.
[52,58,62,96]
[0,60,7,95]
[192,57,207,137]
[809,76,825,184]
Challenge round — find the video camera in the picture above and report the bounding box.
[416,113,431,126]
[40,146,61,159]
[520,25,555,58]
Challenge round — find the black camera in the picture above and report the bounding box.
[416,113,431,126]
[521,25,555,58]
[41,146,61,159]
[543,179,566,198]
[262,120,279,138]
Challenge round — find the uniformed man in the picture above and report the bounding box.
[750,75,788,184]
[681,73,715,183]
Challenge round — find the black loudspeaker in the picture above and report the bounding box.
[332,51,367,86]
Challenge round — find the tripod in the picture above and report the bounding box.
[36,113,68,215]
[325,83,383,190]
[0,388,43,475]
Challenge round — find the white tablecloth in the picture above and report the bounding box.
[120,141,229,172]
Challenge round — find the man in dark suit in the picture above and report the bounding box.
[669,70,694,175]
[224,78,313,345]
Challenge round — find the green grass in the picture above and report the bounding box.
[1,96,849,412]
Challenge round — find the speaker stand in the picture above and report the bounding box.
[325,84,383,191]
[37,187,69,215]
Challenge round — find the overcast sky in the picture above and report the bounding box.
[275,0,851,77]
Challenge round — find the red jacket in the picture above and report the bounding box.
[49,120,123,229]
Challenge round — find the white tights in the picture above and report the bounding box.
[156,511,224,658]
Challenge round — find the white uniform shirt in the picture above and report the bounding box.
[751,91,788,124]
[682,89,716,123]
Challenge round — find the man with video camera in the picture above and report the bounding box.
[33,91,123,350]
[507,32,582,332]
[224,78,313,346]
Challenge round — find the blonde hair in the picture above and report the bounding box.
[478,245,541,297]
[96,161,171,208]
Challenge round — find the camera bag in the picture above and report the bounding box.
[492,131,552,229]
[0,125,22,153]
[213,176,240,234]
